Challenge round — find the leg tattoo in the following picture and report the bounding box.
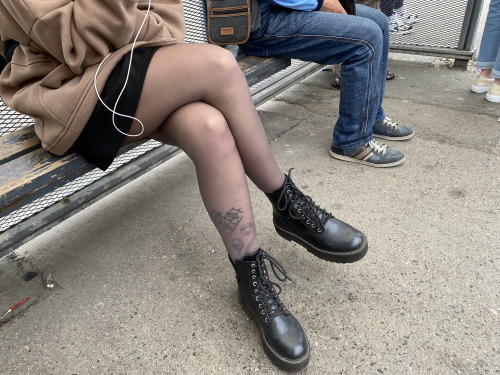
[240,222,257,256]
[231,238,245,252]
[209,208,258,258]
[209,207,243,234]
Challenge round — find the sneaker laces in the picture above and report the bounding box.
[383,117,399,131]
[276,169,332,233]
[367,140,388,155]
[255,250,296,319]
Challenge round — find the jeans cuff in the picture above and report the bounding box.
[476,61,495,70]
[332,135,373,150]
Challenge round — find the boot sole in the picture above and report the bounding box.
[274,221,368,263]
[239,294,311,372]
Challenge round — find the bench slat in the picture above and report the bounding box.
[230,46,291,86]
[0,149,94,216]
[0,126,41,165]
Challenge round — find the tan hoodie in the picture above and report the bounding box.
[0,0,185,155]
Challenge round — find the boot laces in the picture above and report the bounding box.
[254,250,295,321]
[276,169,332,233]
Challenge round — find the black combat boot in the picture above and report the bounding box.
[266,169,368,263]
[231,249,310,372]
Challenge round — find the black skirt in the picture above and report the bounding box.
[70,46,160,171]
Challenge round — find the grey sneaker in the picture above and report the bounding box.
[330,140,405,168]
[373,117,414,140]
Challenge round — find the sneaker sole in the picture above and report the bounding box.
[329,150,405,168]
[239,293,311,372]
[471,85,491,93]
[274,220,368,263]
[485,93,500,103]
[373,132,415,141]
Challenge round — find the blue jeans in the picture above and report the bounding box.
[240,5,389,149]
[477,0,500,78]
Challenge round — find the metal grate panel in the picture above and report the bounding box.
[0,104,33,136]
[184,0,209,43]
[389,0,470,49]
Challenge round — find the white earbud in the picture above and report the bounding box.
[93,0,152,137]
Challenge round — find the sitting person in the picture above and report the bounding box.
[241,0,415,167]
[0,0,368,371]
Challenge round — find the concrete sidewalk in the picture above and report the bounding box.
[0,55,498,375]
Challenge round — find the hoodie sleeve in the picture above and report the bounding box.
[0,0,178,74]
[262,0,324,11]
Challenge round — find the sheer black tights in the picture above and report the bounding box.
[121,43,285,260]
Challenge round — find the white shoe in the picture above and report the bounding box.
[471,76,494,93]
[485,84,500,103]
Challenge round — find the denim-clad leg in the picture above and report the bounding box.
[240,5,389,149]
[477,0,500,78]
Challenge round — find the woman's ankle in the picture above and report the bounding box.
[480,69,493,79]
[229,246,261,262]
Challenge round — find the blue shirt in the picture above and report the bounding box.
[261,0,324,12]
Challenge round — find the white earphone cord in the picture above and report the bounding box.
[93,0,152,137]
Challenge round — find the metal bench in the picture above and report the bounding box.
[0,0,320,256]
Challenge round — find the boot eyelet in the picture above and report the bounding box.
[306,220,310,224]
[252,275,256,279]
[251,269,256,274]
[297,209,302,213]
[256,297,259,301]
[318,228,322,233]
[311,224,315,228]
[254,289,258,293]
[251,264,256,268]
[261,310,265,315]
[265,318,269,323]
[252,282,257,287]
[258,304,262,308]
[301,215,305,219]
